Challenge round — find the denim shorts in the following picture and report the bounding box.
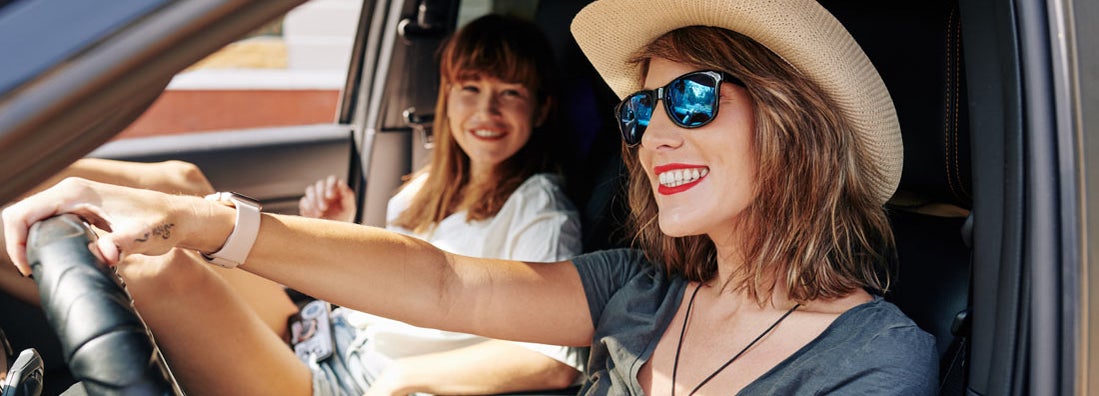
[299,311,391,396]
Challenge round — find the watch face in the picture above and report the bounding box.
[228,192,260,204]
[207,192,261,210]
[227,193,261,211]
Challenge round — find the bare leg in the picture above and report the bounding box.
[117,249,310,395]
[209,265,299,336]
[25,158,215,198]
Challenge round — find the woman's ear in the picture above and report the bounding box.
[534,97,554,128]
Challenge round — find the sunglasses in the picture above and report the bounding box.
[614,70,745,146]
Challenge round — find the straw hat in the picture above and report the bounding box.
[571,0,902,204]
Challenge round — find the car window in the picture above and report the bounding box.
[115,0,361,140]
[456,0,538,25]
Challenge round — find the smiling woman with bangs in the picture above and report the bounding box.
[390,12,564,232]
[292,13,587,396]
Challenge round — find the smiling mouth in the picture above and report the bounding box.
[471,129,505,138]
[658,167,709,188]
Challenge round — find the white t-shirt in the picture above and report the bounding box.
[340,173,586,372]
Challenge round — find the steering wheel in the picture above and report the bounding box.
[27,214,181,395]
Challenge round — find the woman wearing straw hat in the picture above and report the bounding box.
[4,0,937,394]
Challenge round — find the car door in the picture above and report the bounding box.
[961,0,1098,393]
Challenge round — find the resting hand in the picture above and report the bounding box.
[298,175,356,223]
[2,177,211,275]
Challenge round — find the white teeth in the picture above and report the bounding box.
[657,168,708,187]
[473,129,503,137]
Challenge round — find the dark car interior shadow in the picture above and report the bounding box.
[821,0,974,393]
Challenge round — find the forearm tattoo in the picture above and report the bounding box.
[135,223,174,242]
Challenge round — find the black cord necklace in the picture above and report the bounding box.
[670,284,801,396]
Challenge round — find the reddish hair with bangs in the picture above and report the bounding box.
[391,14,562,233]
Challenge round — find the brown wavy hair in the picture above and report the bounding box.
[624,27,895,303]
[392,14,561,233]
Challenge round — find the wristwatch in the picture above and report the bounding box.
[201,192,262,268]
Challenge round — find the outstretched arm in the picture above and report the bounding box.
[248,208,594,347]
[3,177,595,347]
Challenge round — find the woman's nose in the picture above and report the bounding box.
[640,104,683,149]
[475,93,501,115]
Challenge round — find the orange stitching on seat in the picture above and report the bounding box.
[943,7,960,202]
[950,7,971,202]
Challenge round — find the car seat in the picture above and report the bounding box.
[822,0,973,393]
[534,0,631,255]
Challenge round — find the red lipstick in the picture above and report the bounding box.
[653,163,708,195]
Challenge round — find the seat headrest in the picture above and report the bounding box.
[822,0,972,217]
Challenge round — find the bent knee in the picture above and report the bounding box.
[160,160,214,195]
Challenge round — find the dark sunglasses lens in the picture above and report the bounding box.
[667,73,719,128]
[618,92,654,145]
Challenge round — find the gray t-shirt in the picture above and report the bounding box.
[572,249,938,395]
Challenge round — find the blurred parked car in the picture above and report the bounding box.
[0,0,1096,394]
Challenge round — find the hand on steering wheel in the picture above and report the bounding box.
[3,177,213,275]
[25,214,181,395]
